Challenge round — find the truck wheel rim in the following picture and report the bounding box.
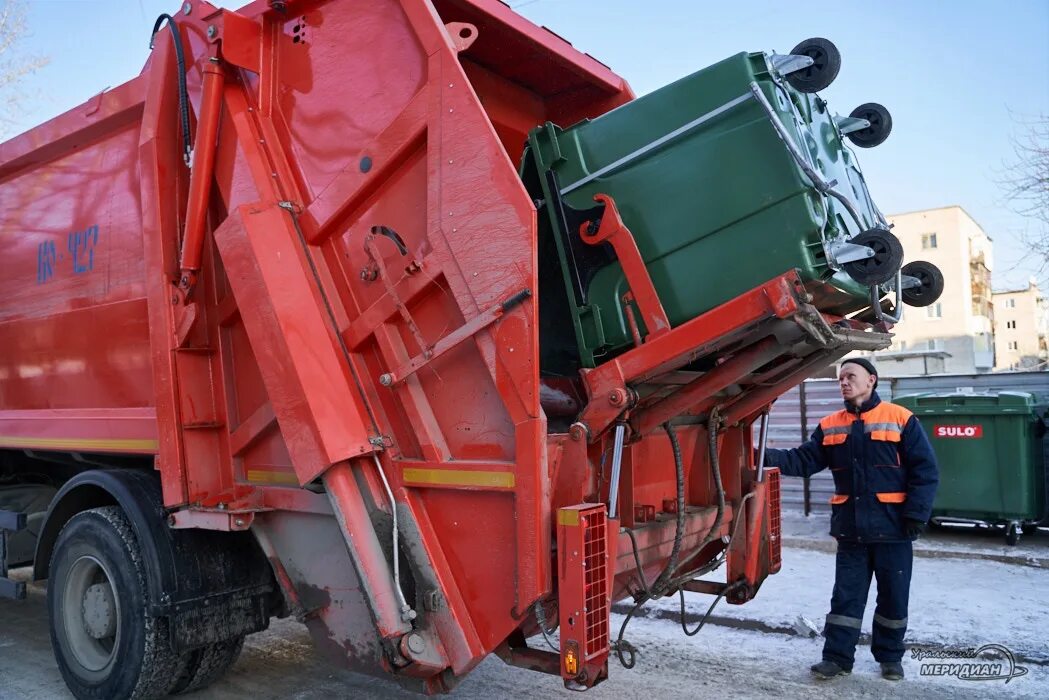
[61,555,121,676]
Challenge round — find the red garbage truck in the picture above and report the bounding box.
[0,1,930,697]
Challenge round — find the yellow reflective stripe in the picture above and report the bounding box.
[0,436,159,451]
[558,509,580,527]
[402,467,515,489]
[246,470,299,485]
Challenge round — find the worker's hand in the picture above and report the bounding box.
[905,518,926,541]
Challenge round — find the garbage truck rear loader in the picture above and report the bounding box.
[0,1,942,697]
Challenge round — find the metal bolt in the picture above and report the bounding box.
[207,25,217,38]
[609,389,626,406]
[182,2,192,15]
[406,632,426,655]
[379,373,393,386]
[234,518,246,527]
[217,503,227,510]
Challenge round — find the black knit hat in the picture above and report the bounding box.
[841,358,878,388]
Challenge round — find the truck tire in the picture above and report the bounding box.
[171,636,245,695]
[48,506,186,700]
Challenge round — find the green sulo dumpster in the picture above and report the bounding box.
[895,391,1048,545]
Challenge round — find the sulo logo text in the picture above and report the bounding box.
[934,425,983,439]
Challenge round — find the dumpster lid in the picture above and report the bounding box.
[895,391,1037,415]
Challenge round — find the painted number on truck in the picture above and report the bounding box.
[36,225,100,284]
[934,425,983,438]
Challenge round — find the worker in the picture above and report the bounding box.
[763,358,938,682]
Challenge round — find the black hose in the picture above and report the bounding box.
[612,409,729,669]
[650,422,685,593]
[679,580,744,637]
[150,14,192,166]
[698,405,727,556]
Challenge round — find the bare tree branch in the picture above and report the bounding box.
[997,114,1049,273]
[0,0,49,137]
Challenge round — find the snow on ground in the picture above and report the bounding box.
[627,544,1048,662]
[2,519,1046,699]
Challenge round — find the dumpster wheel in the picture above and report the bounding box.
[900,260,945,307]
[785,38,841,93]
[846,103,893,148]
[843,228,904,286]
[1006,521,1021,546]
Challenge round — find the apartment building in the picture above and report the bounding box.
[993,281,1049,370]
[861,206,995,375]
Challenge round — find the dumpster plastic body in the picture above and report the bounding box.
[0,0,895,694]
[523,50,885,371]
[896,392,1047,534]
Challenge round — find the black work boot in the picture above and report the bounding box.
[811,660,851,680]
[881,661,905,681]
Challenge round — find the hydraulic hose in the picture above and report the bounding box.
[613,407,729,668]
[150,14,192,166]
[650,422,685,593]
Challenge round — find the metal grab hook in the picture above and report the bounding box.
[360,225,410,282]
[370,225,408,256]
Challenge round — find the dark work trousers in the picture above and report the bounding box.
[822,540,913,669]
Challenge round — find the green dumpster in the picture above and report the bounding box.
[521,42,905,374]
[895,391,1047,545]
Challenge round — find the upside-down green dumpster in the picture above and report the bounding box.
[521,39,940,375]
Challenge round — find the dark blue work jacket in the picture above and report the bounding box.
[765,391,939,542]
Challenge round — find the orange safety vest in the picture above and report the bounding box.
[818,401,913,506]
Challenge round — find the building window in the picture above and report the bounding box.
[926,303,943,319]
[1008,341,1019,351]
[921,233,938,249]
[1006,299,1016,309]
[1007,320,1017,329]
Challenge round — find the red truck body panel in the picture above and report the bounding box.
[0,0,890,691]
